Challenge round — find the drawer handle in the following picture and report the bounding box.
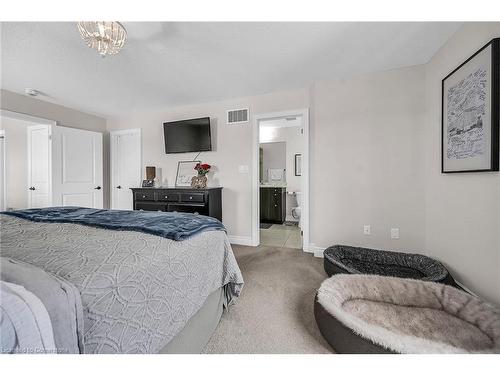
[275,204,278,207]
[164,196,168,199]
[142,195,146,198]
[189,196,193,200]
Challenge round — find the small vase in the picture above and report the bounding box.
[191,175,207,189]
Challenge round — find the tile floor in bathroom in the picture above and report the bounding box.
[259,223,302,249]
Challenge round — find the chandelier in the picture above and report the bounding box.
[77,22,127,57]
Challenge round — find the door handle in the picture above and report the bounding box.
[29,186,36,191]
[94,186,102,190]
[116,185,122,189]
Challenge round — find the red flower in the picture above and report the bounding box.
[194,163,211,171]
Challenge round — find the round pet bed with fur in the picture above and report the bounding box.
[315,274,500,354]
[323,244,457,286]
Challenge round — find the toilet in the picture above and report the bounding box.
[291,192,302,228]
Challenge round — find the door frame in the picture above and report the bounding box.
[0,110,56,209]
[27,124,53,208]
[251,108,310,252]
[0,130,5,211]
[110,128,142,209]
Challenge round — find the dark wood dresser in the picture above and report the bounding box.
[260,186,286,224]
[130,187,222,221]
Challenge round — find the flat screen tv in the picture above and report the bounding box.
[163,117,212,154]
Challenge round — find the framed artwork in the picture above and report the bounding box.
[442,38,499,173]
[175,161,200,187]
[294,154,302,176]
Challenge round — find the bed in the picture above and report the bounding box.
[0,207,244,354]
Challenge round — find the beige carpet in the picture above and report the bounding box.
[202,244,333,354]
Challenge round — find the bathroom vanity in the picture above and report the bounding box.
[260,186,286,224]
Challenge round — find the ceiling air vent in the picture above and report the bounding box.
[227,108,249,124]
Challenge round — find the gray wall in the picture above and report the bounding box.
[310,65,426,254]
[0,89,110,207]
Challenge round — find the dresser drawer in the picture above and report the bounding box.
[156,192,179,202]
[180,193,205,203]
[135,202,166,211]
[135,191,155,201]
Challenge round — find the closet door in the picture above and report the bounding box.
[52,126,103,208]
[27,125,51,208]
[110,129,141,210]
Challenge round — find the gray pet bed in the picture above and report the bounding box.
[315,274,500,354]
[323,244,457,286]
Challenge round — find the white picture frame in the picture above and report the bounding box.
[175,161,200,187]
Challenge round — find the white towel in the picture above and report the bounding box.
[268,168,284,181]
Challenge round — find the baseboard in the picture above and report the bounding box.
[227,235,254,247]
[313,249,325,258]
[303,243,325,257]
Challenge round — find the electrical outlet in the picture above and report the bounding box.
[391,228,400,239]
[363,225,371,235]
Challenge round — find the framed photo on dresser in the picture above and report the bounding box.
[175,161,201,187]
[441,38,500,173]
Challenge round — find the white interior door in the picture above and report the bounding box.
[52,126,103,208]
[111,129,141,210]
[27,125,51,208]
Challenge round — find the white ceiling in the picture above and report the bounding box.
[1,22,461,118]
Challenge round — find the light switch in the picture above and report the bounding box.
[391,228,400,239]
[238,165,249,174]
[363,225,371,235]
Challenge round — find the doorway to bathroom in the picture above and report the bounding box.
[252,109,309,252]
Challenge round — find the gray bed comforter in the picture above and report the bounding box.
[0,214,244,354]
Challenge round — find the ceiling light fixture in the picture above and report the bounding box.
[77,21,127,57]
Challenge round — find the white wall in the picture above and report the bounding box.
[0,117,29,209]
[310,66,427,253]
[106,88,310,240]
[424,23,500,305]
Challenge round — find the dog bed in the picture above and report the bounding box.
[323,244,456,286]
[315,274,500,354]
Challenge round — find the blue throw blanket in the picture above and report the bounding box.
[2,207,225,241]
